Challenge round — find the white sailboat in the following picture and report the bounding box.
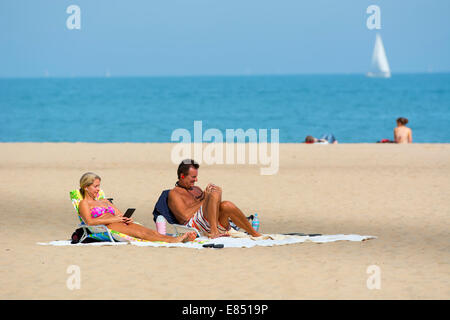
[367,33,391,78]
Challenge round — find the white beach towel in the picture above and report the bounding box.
[37,229,376,249]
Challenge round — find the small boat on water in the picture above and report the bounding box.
[367,33,391,78]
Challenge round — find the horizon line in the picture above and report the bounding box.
[1,71,449,80]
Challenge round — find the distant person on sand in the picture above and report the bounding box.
[394,117,413,144]
[168,159,262,239]
[304,133,338,144]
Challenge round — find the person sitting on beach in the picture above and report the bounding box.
[168,159,262,239]
[394,117,413,144]
[78,172,196,243]
[304,133,338,144]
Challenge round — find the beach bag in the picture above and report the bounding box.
[70,227,103,244]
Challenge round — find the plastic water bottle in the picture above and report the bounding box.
[156,215,167,235]
[252,213,260,232]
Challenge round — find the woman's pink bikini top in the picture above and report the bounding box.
[90,206,115,218]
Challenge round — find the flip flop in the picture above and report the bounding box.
[202,243,225,249]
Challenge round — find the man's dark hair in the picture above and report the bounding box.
[177,159,200,179]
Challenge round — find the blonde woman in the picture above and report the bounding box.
[78,172,196,243]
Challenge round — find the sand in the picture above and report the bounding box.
[0,143,449,300]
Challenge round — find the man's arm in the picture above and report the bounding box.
[168,189,202,224]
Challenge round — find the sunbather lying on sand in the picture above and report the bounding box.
[168,159,262,239]
[78,172,196,243]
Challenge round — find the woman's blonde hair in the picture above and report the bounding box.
[79,172,101,198]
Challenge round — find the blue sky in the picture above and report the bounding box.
[1,0,449,77]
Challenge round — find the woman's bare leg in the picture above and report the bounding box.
[107,222,195,243]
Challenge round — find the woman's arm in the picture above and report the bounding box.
[79,200,125,226]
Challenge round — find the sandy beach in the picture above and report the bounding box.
[0,143,448,300]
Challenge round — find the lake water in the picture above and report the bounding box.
[0,74,449,143]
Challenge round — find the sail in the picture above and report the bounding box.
[367,33,391,78]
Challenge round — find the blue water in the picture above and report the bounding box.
[0,74,449,143]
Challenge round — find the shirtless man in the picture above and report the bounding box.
[394,117,413,144]
[168,159,262,239]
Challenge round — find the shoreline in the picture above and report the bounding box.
[1,142,449,144]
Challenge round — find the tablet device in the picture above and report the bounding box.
[123,208,136,218]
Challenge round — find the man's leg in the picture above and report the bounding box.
[202,190,222,238]
[218,201,261,237]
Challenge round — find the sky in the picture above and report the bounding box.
[0,0,449,77]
